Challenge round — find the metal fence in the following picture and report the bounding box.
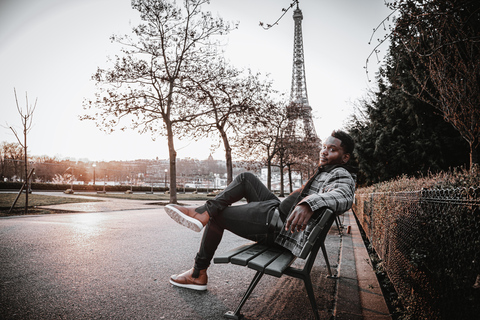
[353,188,480,319]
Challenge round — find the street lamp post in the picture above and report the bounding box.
[92,163,96,186]
[164,169,168,192]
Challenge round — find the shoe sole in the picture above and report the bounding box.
[165,205,204,232]
[169,279,207,291]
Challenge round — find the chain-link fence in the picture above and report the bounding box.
[354,188,480,319]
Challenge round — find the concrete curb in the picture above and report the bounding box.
[334,211,391,319]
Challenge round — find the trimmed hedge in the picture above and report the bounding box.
[354,166,480,319]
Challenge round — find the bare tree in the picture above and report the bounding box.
[235,98,289,191]
[9,88,37,214]
[0,142,24,181]
[283,134,321,192]
[82,0,236,203]
[30,155,61,182]
[183,55,276,184]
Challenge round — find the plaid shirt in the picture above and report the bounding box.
[275,165,356,258]
[298,166,356,214]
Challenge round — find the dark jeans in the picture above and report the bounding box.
[194,172,281,270]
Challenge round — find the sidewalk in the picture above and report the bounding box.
[336,211,391,320]
[4,194,391,319]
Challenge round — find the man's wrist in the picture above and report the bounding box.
[298,202,312,211]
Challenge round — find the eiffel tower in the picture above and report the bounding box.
[286,2,320,159]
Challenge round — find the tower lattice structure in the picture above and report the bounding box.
[286,3,318,142]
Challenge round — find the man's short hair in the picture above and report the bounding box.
[331,130,355,155]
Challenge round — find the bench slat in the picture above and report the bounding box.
[247,248,283,272]
[213,243,256,264]
[230,244,268,266]
[264,251,296,277]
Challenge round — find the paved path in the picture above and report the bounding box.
[0,194,390,319]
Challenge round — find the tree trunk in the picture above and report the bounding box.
[219,128,233,185]
[167,122,177,204]
[279,155,285,198]
[287,164,293,194]
[267,157,272,191]
[470,141,478,169]
[24,116,28,214]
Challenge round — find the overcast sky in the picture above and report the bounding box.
[0,0,392,162]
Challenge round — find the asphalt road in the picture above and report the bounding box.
[0,206,340,320]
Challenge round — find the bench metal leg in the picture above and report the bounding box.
[224,311,243,320]
[224,270,264,320]
[303,275,321,320]
[335,215,343,235]
[321,243,334,277]
[285,268,321,320]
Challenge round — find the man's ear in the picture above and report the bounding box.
[342,153,351,164]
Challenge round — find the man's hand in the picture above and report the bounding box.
[284,203,313,233]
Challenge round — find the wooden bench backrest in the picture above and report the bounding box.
[293,208,336,273]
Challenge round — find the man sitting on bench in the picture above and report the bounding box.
[165,130,357,291]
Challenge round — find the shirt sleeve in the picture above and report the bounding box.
[299,168,355,213]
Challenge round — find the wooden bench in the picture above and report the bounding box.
[214,208,337,320]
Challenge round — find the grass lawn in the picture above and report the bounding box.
[86,192,212,201]
[0,193,103,216]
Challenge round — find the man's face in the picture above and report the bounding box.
[319,136,350,166]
